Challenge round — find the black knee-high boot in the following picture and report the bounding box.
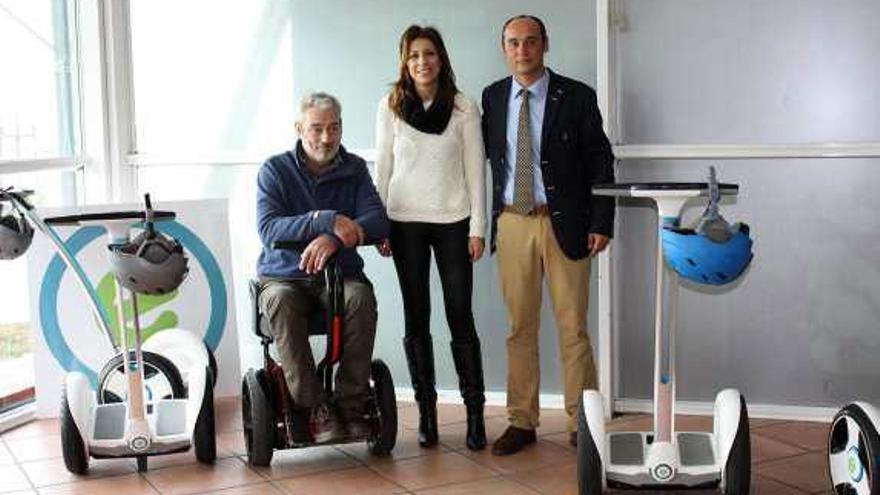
[451,341,486,450]
[404,336,438,447]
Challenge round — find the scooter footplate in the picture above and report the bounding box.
[93,403,126,440]
[679,432,714,466]
[610,432,644,465]
[156,399,187,436]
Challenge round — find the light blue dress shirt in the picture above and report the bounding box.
[504,70,549,206]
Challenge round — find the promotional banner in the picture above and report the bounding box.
[27,199,239,417]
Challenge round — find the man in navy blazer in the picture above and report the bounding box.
[481,15,615,456]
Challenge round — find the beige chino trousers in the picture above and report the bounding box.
[496,211,597,432]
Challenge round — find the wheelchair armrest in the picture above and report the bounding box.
[249,279,273,343]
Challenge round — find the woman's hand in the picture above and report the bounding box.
[468,236,484,261]
[376,238,392,257]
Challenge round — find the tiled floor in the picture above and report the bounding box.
[0,398,833,494]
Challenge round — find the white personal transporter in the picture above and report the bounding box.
[828,401,880,494]
[578,182,751,494]
[2,189,217,473]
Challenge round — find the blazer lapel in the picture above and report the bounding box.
[492,77,512,157]
[541,70,564,156]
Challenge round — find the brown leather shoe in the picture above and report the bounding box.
[569,431,577,447]
[491,426,537,456]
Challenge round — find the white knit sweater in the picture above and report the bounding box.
[374,93,487,237]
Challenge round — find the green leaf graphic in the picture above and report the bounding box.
[95,273,180,346]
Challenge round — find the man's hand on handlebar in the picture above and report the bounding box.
[333,214,364,248]
[299,234,340,274]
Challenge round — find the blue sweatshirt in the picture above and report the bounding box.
[256,142,389,279]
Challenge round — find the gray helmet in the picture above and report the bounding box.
[109,229,189,295]
[0,207,34,260]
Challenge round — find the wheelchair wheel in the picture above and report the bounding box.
[242,369,275,466]
[828,403,880,495]
[60,388,88,474]
[193,366,216,464]
[367,359,397,456]
[97,351,185,405]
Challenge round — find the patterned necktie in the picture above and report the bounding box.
[512,88,534,214]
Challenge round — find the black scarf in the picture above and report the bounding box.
[402,91,453,135]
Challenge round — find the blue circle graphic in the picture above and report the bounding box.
[39,221,227,387]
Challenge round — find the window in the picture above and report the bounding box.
[0,0,81,416]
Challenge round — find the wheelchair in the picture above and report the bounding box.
[241,243,397,466]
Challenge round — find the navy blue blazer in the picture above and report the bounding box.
[481,70,615,260]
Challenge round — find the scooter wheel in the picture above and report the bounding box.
[205,342,218,387]
[577,396,603,494]
[367,359,397,456]
[828,403,880,495]
[60,388,89,474]
[97,351,185,404]
[193,366,216,463]
[722,395,751,495]
[242,369,274,466]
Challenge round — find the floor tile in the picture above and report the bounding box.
[276,466,406,495]
[0,442,15,466]
[250,446,359,481]
[542,431,577,453]
[413,475,538,494]
[198,482,285,495]
[461,439,574,476]
[215,398,244,433]
[438,416,510,451]
[1,421,59,441]
[217,431,247,457]
[143,457,264,495]
[0,399,841,495]
[671,414,713,432]
[749,418,789,428]
[398,403,475,431]
[750,475,810,495]
[751,432,807,465]
[367,451,497,492]
[751,421,830,452]
[119,450,202,471]
[509,458,578,495]
[36,473,159,495]
[5,436,62,463]
[338,427,449,464]
[19,457,135,487]
[0,464,32,493]
[756,451,831,493]
[605,414,652,432]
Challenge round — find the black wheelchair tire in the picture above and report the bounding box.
[367,359,397,456]
[242,369,275,466]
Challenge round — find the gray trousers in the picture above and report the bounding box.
[258,276,377,412]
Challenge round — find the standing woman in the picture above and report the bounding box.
[374,25,487,450]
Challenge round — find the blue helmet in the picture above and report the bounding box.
[661,167,754,286]
[661,223,753,285]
